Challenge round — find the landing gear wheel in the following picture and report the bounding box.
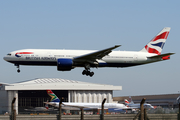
[15,64,20,73]
[82,70,87,75]
[89,72,94,77]
[82,64,95,77]
[82,70,94,77]
[86,71,90,76]
[17,69,20,73]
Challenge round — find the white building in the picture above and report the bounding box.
[0,78,122,114]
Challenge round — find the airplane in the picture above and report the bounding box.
[24,106,57,112]
[3,27,174,77]
[24,101,58,111]
[176,95,180,104]
[45,90,131,111]
[124,97,154,109]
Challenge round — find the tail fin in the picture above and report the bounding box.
[46,90,60,102]
[140,27,171,55]
[128,96,134,104]
[124,99,130,104]
[45,100,49,109]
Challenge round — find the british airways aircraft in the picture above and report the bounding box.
[3,27,174,77]
[124,97,154,109]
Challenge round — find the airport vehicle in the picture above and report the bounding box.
[124,97,154,109]
[3,27,174,77]
[45,90,130,110]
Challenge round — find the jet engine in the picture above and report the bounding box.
[57,58,73,71]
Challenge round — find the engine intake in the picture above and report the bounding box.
[57,58,73,71]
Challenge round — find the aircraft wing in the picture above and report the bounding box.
[74,45,121,61]
[147,53,175,59]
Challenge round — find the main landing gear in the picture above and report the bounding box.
[15,64,20,73]
[82,64,94,77]
[82,70,94,77]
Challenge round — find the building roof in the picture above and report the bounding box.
[5,78,122,91]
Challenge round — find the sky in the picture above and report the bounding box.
[1,1,180,97]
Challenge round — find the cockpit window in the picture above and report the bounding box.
[7,53,11,56]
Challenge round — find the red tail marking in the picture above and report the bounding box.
[145,45,161,55]
[151,31,169,42]
[162,55,170,60]
[46,90,53,94]
[125,100,129,104]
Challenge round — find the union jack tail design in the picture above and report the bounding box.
[128,96,134,104]
[46,90,60,102]
[140,27,171,55]
[124,99,130,104]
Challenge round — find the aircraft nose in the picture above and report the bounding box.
[3,56,7,61]
[3,56,10,61]
[3,53,12,61]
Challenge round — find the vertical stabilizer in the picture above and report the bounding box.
[129,96,134,104]
[124,99,130,104]
[140,27,171,55]
[46,90,60,102]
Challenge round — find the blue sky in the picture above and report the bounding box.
[1,1,180,96]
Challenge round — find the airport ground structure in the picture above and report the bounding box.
[0,114,178,120]
[0,78,122,114]
[114,94,180,108]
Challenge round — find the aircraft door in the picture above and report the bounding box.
[134,54,138,61]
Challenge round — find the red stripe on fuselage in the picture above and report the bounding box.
[16,52,33,54]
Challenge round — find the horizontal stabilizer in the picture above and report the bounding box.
[148,53,175,59]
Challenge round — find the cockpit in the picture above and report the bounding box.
[7,53,11,56]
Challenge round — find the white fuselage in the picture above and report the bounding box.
[48,102,129,110]
[3,49,161,68]
[127,103,154,109]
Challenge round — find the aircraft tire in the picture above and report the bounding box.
[82,70,87,75]
[90,72,94,77]
[86,71,90,76]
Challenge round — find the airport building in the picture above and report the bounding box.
[113,94,180,108]
[0,78,122,114]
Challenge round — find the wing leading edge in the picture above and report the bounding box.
[73,45,121,61]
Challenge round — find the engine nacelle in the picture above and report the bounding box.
[57,58,73,71]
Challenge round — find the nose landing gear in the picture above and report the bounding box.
[82,64,94,77]
[15,64,20,73]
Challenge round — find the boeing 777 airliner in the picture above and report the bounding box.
[124,97,154,109]
[3,27,174,77]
